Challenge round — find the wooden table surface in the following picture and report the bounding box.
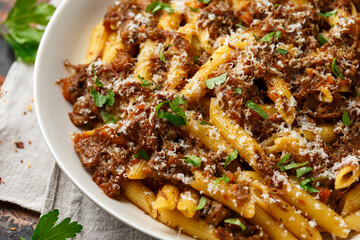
[0,0,50,239]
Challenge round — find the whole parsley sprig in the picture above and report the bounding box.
[0,0,56,63]
[19,209,82,240]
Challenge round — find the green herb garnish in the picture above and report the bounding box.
[224,218,246,231]
[92,65,103,87]
[200,120,211,125]
[319,9,337,17]
[189,7,198,12]
[156,97,187,126]
[214,174,230,187]
[145,1,174,14]
[183,155,202,168]
[276,48,288,54]
[313,26,328,46]
[296,167,313,178]
[138,75,154,87]
[236,88,243,95]
[100,111,117,124]
[253,34,260,41]
[195,196,207,211]
[0,0,56,63]
[159,44,173,63]
[134,149,151,160]
[278,161,308,172]
[224,149,238,168]
[342,110,351,125]
[299,178,319,193]
[235,19,247,29]
[277,153,290,167]
[332,57,344,79]
[193,56,200,62]
[205,73,227,89]
[197,0,210,4]
[246,100,269,119]
[90,87,115,108]
[32,209,82,240]
[260,31,281,43]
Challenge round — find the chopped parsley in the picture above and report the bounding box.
[332,57,344,79]
[253,34,260,41]
[200,120,211,125]
[313,26,328,46]
[278,161,308,172]
[156,97,187,126]
[236,88,243,95]
[189,6,198,12]
[134,149,151,160]
[32,209,82,240]
[145,1,174,14]
[342,110,351,125]
[296,167,313,178]
[275,48,288,55]
[92,65,103,87]
[193,55,200,62]
[183,155,202,168]
[274,3,279,7]
[299,178,318,193]
[214,174,230,187]
[100,110,116,124]
[246,100,269,119]
[277,153,290,166]
[90,87,115,108]
[197,0,210,4]
[205,73,227,89]
[260,31,281,43]
[224,149,238,168]
[159,44,173,63]
[319,9,337,17]
[224,218,246,231]
[195,196,207,211]
[138,75,154,87]
[235,19,247,29]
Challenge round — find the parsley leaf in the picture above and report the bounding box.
[313,26,328,46]
[183,155,202,168]
[214,174,230,187]
[224,218,246,231]
[260,31,281,43]
[90,87,115,108]
[134,149,151,160]
[32,209,82,240]
[92,65,103,87]
[299,178,318,193]
[277,153,290,167]
[156,97,187,126]
[236,88,243,95]
[278,161,308,172]
[193,56,200,62]
[246,100,269,119]
[0,0,56,63]
[224,149,238,168]
[235,19,247,29]
[189,7,198,12]
[159,44,173,63]
[195,196,207,211]
[197,0,210,3]
[205,73,227,89]
[138,75,154,87]
[296,167,313,178]
[274,3,279,7]
[319,9,337,17]
[332,57,344,79]
[342,110,351,125]
[100,111,117,124]
[146,1,174,14]
[200,120,211,125]
[276,48,288,54]
[253,34,260,41]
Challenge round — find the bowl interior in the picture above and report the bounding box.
[34,0,192,239]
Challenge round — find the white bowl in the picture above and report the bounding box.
[34,0,192,239]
